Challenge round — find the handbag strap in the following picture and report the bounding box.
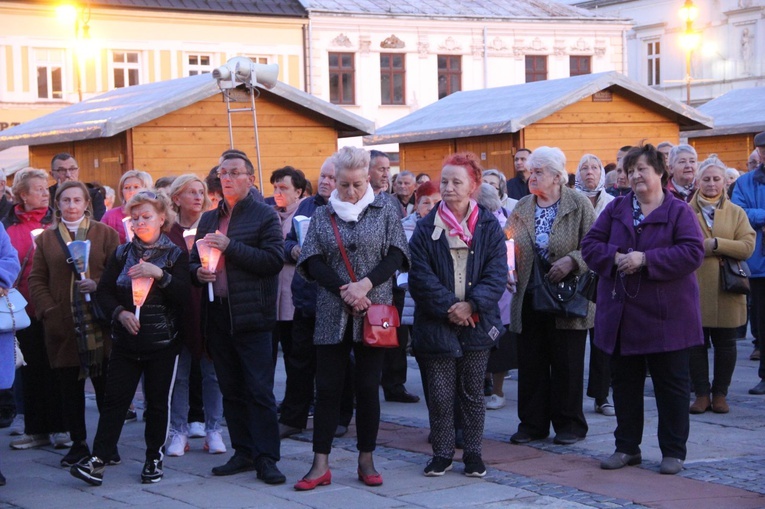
[4,293,16,334]
[13,244,34,288]
[54,228,81,278]
[329,214,357,283]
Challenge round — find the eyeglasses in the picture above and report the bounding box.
[52,167,79,174]
[216,170,249,179]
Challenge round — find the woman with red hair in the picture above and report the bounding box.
[409,152,507,477]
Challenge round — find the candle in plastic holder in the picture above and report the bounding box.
[30,228,44,246]
[506,239,515,272]
[122,217,134,242]
[196,239,222,302]
[183,229,197,252]
[132,276,154,321]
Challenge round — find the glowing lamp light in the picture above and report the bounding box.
[679,0,699,23]
[679,32,701,51]
[122,217,134,242]
[56,4,78,25]
[182,229,197,252]
[196,238,222,302]
[131,275,153,321]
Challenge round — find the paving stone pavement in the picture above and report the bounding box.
[0,338,764,508]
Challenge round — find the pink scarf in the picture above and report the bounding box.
[438,200,479,246]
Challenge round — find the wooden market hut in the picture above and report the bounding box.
[0,74,373,194]
[364,72,712,178]
[685,88,765,171]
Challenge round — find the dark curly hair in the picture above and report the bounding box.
[621,144,668,187]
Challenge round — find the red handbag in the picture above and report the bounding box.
[330,215,400,348]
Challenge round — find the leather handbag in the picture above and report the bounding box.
[720,257,750,295]
[330,214,399,348]
[528,254,593,319]
[0,289,32,334]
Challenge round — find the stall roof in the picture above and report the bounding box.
[300,0,622,20]
[684,87,765,139]
[52,0,308,17]
[365,72,713,145]
[0,74,374,151]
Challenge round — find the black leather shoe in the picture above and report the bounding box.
[601,452,642,470]
[385,389,420,403]
[256,457,286,485]
[510,431,547,444]
[212,454,257,476]
[553,433,585,445]
[749,380,765,395]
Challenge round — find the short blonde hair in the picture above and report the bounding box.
[125,190,176,233]
[169,174,211,213]
[12,168,49,205]
[118,170,153,203]
[333,146,370,175]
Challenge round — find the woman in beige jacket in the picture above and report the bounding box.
[689,156,755,414]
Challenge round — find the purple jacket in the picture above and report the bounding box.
[581,190,704,356]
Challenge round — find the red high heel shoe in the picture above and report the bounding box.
[357,467,383,486]
[294,469,332,491]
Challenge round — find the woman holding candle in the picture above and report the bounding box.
[409,153,507,477]
[4,169,70,451]
[164,175,226,456]
[100,170,153,244]
[29,181,120,468]
[70,190,190,486]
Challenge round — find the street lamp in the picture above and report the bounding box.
[56,1,92,102]
[678,0,701,105]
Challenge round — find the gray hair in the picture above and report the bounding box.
[334,146,370,175]
[103,185,115,201]
[482,169,508,199]
[575,154,605,194]
[475,183,502,213]
[656,141,675,151]
[697,154,727,180]
[726,167,741,179]
[668,144,697,169]
[12,167,49,205]
[397,170,415,180]
[527,146,567,182]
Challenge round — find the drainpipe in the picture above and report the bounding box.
[483,26,488,88]
[307,16,313,94]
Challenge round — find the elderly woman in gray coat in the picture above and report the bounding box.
[295,147,410,491]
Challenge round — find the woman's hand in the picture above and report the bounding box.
[291,245,302,262]
[353,296,371,313]
[127,262,163,280]
[0,288,9,298]
[340,278,373,307]
[75,278,97,293]
[547,256,575,283]
[196,267,216,283]
[448,301,475,328]
[118,310,140,335]
[616,251,644,275]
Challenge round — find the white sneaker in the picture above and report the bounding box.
[485,394,506,410]
[204,430,226,454]
[9,414,24,436]
[51,432,73,449]
[10,433,50,450]
[165,433,189,457]
[188,422,205,438]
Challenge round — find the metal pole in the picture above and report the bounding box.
[225,91,235,149]
[686,49,692,105]
[250,90,264,192]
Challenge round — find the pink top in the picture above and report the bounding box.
[101,206,129,244]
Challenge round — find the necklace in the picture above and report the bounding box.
[612,270,642,300]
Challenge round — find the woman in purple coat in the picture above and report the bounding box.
[581,144,704,476]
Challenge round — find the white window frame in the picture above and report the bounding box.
[185,53,214,76]
[34,48,65,101]
[646,39,661,86]
[245,55,270,65]
[110,50,142,89]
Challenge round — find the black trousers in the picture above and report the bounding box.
[93,347,178,461]
[516,297,588,438]
[689,327,737,397]
[271,320,294,367]
[586,328,611,401]
[206,299,280,462]
[750,278,765,379]
[279,310,353,430]
[17,319,66,435]
[611,346,690,460]
[381,287,408,394]
[55,366,106,443]
[313,321,384,455]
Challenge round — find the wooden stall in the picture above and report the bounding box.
[365,72,712,180]
[0,74,373,195]
[685,88,765,171]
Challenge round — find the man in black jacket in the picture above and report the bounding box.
[506,148,531,200]
[49,153,106,220]
[190,151,286,485]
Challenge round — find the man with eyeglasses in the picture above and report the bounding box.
[190,151,286,485]
[49,153,106,220]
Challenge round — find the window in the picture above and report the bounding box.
[525,56,548,83]
[187,54,213,76]
[647,41,661,86]
[35,49,64,100]
[380,53,405,105]
[437,55,461,99]
[570,56,591,77]
[246,56,270,65]
[328,52,355,104]
[112,51,141,88]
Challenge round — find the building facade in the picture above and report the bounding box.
[572,0,765,106]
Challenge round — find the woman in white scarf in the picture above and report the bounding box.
[575,154,614,218]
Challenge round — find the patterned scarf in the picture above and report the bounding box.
[437,199,479,247]
[696,193,722,230]
[59,219,104,380]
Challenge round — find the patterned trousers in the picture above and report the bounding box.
[423,350,490,460]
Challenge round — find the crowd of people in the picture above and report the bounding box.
[0,132,763,488]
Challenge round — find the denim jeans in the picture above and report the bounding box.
[170,347,223,434]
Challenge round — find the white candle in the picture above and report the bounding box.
[506,239,515,272]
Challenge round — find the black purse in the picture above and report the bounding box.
[719,257,750,295]
[528,254,595,319]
